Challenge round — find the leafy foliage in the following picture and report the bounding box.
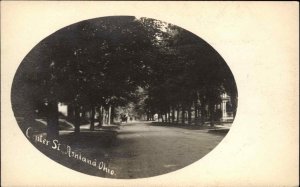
[11,16,238,133]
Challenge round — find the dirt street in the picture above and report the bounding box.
[103,122,226,178]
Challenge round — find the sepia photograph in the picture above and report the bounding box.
[2,1,298,186]
[11,16,237,179]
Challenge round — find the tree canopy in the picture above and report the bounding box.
[11,16,238,136]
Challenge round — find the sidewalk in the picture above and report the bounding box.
[150,121,231,134]
[57,120,120,135]
[207,124,230,134]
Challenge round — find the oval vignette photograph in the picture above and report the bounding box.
[11,16,238,179]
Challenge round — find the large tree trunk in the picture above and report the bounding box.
[90,105,95,131]
[67,104,74,121]
[74,105,80,135]
[209,103,214,127]
[200,102,206,126]
[165,113,168,123]
[46,100,59,138]
[171,107,175,123]
[102,106,106,125]
[187,106,192,125]
[176,107,180,123]
[195,104,198,120]
[181,106,185,124]
[167,111,170,123]
[108,105,111,125]
[110,105,115,124]
[103,107,107,125]
[168,108,171,123]
[97,106,103,127]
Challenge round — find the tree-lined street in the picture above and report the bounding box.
[11,16,237,178]
[12,16,237,138]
